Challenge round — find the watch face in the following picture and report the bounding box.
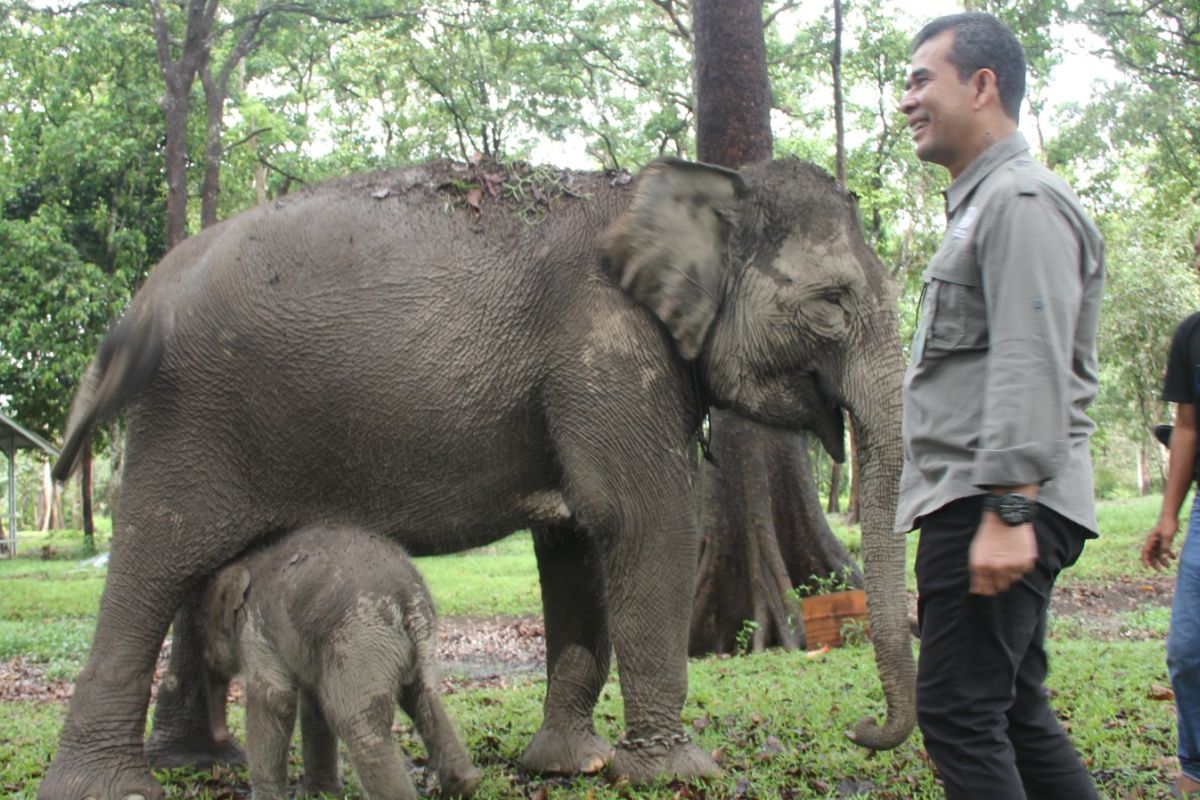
[985,493,1034,525]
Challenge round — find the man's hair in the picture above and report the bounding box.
[912,12,1026,122]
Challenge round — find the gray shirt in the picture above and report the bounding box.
[895,132,1106,535]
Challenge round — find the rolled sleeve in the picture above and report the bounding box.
[970,192,1080,488]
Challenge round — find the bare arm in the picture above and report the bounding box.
[1144,404,1197,570]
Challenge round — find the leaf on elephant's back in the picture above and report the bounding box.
[466,187,483,213]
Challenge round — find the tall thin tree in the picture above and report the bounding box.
[689,0,862,654]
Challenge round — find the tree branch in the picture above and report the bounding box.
[649,0,692,41]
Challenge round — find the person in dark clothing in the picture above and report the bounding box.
[1144,279,1200,797]
[895,13,1105,799]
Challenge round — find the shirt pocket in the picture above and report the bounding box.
[922,243,988,355]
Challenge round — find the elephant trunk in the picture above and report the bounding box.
[839,325,916,751]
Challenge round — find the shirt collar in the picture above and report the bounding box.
[944,131,1031,216]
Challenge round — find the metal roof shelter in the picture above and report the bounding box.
[0,411,60,557]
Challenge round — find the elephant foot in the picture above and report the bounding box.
[38,754,164,800]
[520,725,614,775]
[301,778,344,798]
[610,735,717,784]
[437,764,482,798]
[144,727,246,770]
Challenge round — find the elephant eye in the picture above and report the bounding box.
[823,287,844,304]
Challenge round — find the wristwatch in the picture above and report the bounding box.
[981,492,1036,526]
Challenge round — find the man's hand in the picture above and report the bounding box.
[1142,517,1179,571]
[969,512,1037,595]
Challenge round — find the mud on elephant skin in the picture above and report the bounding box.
[41,155,913,800]
[197,524,479,800]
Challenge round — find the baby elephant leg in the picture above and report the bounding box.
[400,676,481,798]
[321,655,419,800]
[299,688,343,798]
[244,678,299,800]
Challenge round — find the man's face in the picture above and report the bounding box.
[900,30,978,176]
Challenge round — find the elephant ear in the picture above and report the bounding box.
[604,157,745,361]
[215,564,251,631]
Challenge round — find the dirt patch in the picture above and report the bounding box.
[1050,575,1175,640]
[437,614,546,691]
[1054,575,1174,618]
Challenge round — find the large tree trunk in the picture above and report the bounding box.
[691,417,862,654]
[162,98,191,251]
[199,71,224,230]
[689,0,861,655]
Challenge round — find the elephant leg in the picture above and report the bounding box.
[520,522,614,775]
[555,412,716,782]
[244,674,299,800]
[323,688,416,800]
[145,600,247,769]
[317,635,419,800]
[299,689,342,798]
[399,678,480,798]
[38,526,193,800]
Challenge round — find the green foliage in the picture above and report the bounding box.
[734,619,761,654]
[0,4,164,437]
[1092,211,1200,453]
[1072,0,1200,215]
[792,567,858,598]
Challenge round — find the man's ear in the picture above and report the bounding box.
[971,68,1000,110]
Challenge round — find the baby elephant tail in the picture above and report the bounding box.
[52,309,167,482]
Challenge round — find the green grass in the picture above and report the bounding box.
[0,640,1180,798]
[0,497,1188,798]
[415,532,542,617]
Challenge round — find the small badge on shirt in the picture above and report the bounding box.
[952,206,979,240]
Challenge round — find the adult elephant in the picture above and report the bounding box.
[42,156,913,800]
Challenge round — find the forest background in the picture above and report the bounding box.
[1,0,1198,530]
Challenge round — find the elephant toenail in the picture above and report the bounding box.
[122,794,147,800]
[581,756,606,773]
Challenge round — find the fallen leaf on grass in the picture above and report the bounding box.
[1149,684,1175,701]
[806,645,830,658]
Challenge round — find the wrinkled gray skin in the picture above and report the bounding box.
[198,525,479,800]
[41,156,914,800]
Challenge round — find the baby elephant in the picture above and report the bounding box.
[199,524,481,800]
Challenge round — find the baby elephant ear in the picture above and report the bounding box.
[604,157,745,361]
[214,564,251,632]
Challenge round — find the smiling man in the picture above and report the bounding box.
[895,13,1106,799]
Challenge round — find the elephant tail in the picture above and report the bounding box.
[52,309,167,482]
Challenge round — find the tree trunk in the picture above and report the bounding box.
[162,98,191,251]
[689,0,861,655]
[39,461,62,532]
[832,0,846,184]
[846,420,861,525]
[200,69,225,230]
[253,134,268,206]
[827,460,842,514]
[82,446,94,553]
[1137,441,1151,497]
[831,0,861,526]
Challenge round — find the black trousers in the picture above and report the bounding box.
[915,496,1099,800]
